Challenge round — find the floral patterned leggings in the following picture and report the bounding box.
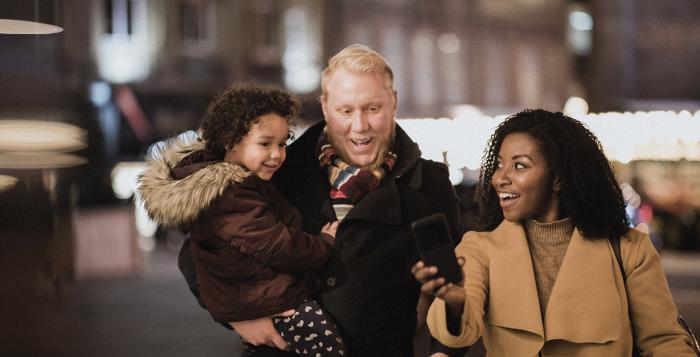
[241,299,348,356]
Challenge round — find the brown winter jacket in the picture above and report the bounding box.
[138,136,334,323]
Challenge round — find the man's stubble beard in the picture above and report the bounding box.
[326,124,396,171]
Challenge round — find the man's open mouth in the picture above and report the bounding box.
[350,138,373,148]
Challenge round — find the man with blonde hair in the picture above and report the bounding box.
[180,44,462,356]
[320,43,395,96]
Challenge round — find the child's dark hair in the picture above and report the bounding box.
[201,83,301,157]
[476,109,630,239]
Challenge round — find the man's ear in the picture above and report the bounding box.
[553,174,561,192]
[320,95,329,123]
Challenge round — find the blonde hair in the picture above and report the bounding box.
[320,44,394,99]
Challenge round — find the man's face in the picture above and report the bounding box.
[321,67,397,169]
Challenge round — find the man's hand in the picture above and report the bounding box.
[229,309,295,350]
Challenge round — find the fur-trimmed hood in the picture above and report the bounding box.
[137,133,249,227]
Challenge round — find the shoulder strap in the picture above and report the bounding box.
[610,235,700,356]
[610,235,627,282]
[610,235,641,356]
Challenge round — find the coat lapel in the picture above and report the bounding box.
[343,181,402,225]
[544,229,622,343]
[487,221,544,337]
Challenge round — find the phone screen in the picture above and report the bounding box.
[411,213,462,284]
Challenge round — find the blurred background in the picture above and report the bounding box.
[1,0,699,356]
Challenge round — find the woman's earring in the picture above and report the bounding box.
[225,145,233,152]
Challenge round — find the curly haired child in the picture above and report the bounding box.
[139,83,347,356]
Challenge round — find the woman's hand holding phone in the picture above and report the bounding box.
[411,258,466,316]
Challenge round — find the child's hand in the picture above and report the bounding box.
[321,221,339,238]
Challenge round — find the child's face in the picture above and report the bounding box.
[224,113,289,181]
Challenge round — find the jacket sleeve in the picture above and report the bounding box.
[623,230,696,356]
[427,231,488,348]
[422,160,462,244]
[212,182,334,272]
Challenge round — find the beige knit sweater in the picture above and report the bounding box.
[525,218,574,317]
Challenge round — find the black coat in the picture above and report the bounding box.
[180,121,461,356]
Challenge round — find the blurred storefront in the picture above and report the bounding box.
[1,1,699,354]
[1,0,699,282]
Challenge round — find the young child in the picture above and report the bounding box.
[138,83,347,356]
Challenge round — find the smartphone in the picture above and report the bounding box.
[411,213,462,284]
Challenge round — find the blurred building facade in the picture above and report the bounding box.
[2,0,698,144]
[2,0,575,144]
[2,2,700,355]
[1,0,699,244]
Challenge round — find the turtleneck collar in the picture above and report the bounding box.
[524,218,574,244]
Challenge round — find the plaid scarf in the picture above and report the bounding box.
[317,132,397,220]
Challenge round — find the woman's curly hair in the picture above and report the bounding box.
[201,83,301,157]
[476,109,630,239]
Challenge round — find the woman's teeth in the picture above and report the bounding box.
[499,192,520,200]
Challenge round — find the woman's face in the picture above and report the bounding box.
[491,132,560,223]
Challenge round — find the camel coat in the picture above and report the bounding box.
[428,220,695,357]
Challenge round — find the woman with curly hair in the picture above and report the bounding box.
[413,109,696,356]
[138,83,347,356]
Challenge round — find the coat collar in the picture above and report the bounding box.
[487,220,622,343]
[487,221,544,335]
[137,135,249,227]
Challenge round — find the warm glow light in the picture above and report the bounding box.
[97,35,152,84]
[398,109,700,173]
[282,6,321,93]
[135,195,158,242]
[563,97,589,116]
[0,175,18,193]
[0,153,86,169]
[0,19,63,34]
[111,162,147,200]
[111,161,157,240]
[0,120,86,153]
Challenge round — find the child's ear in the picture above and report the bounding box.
[553,174,561,192]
